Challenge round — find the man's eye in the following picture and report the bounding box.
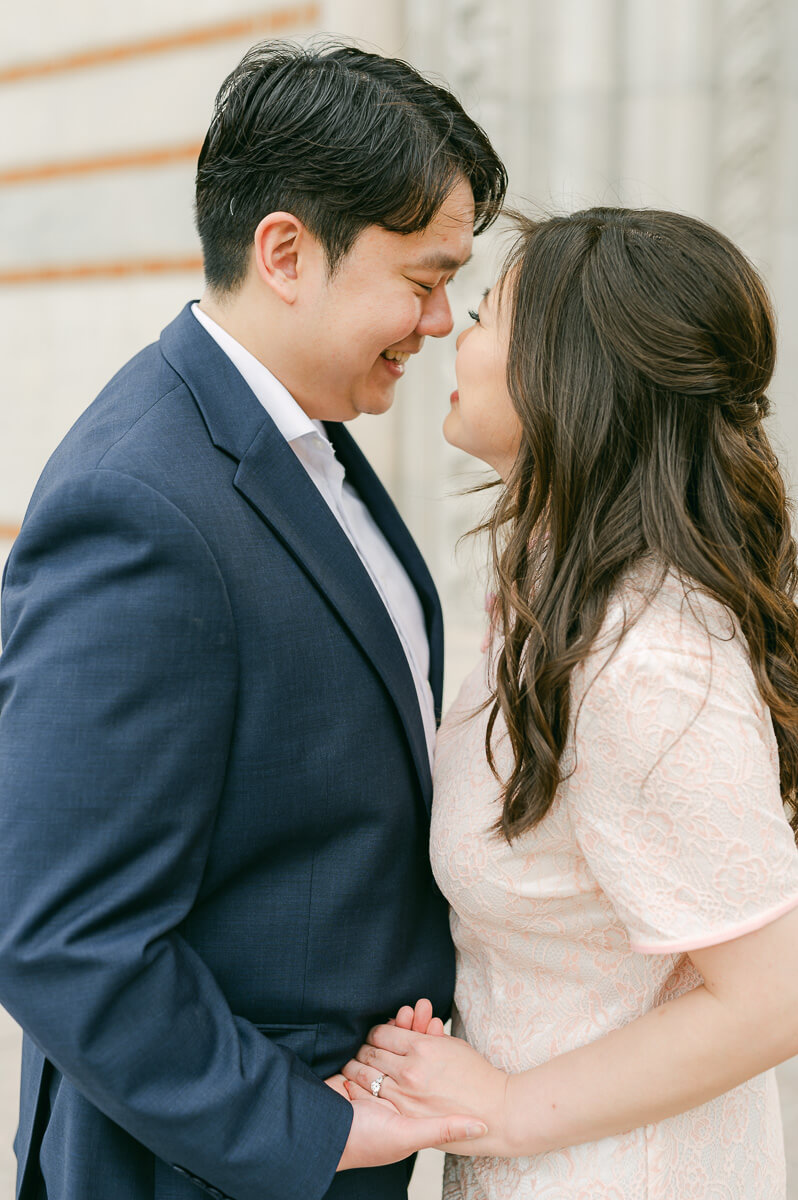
[409,279,434,293]
[468,308,480,323]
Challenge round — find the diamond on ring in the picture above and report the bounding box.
[370,1073,385,1097]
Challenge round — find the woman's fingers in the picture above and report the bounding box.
[394,1005,415,1029]
[366,1022,419,1053]
[342,1053,406,1094]
[342,1059,394,1100]
[393,998,443,1035]
[411,998,434,1032]
[343,1077,372,1099]
[343,1076,401,1112]
[354,1039,408,1077]
[427,1016,446,1037]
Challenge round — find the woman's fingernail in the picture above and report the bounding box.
[465,1123,487,1139]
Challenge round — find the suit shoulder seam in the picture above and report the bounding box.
[94,379,187,469]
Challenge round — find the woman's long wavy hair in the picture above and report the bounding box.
[484,207,798,842]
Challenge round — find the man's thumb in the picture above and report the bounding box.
[431,1116,488,1145]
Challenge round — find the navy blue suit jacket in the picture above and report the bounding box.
[0,305,455,1200]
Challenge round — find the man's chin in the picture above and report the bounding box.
[355,379,399,418]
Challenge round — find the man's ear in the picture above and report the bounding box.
[252,212,305,302]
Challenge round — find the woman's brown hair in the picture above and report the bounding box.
[484,207,798,841]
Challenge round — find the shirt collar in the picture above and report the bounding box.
[191,303,326,446]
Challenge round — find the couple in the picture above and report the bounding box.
[2,39,798,1200]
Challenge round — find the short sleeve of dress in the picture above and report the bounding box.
[567,602,798,954]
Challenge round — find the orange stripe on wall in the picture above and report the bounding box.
[0,142,203,187]
[0,257,204,285]
[0,4,321,85]
[0,524,20,540]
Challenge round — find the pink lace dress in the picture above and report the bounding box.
[430,572,798,1198]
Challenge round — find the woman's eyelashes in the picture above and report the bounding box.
[468,308,481,323]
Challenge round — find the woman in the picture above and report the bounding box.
[342,208,798,1196]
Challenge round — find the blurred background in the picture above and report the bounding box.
[1,0,797,1194]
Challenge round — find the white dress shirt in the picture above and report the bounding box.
[192,304,437,769]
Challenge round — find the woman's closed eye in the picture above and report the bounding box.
[468,308,481,324]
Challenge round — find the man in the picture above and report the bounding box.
[0,40,506,1200]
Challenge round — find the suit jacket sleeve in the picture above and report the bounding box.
[0,466,352,1200]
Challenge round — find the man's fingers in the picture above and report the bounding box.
[427,1016,446,1037]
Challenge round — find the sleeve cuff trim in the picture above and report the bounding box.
[628,892,798,954]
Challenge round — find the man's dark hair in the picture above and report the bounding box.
[195,40,507,292]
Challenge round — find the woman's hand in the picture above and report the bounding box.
[325,1068,488,1169]
[341,1023,510,1156]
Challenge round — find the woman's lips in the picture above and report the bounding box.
[450,390,459,404]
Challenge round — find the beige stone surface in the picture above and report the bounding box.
[0,1007,20,1198]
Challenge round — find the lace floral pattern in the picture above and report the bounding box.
[431,572,798,1198]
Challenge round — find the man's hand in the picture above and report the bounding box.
[335,1079,487,1170]
[324,1073,350,1100]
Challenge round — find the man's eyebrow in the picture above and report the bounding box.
[410,251,473,272]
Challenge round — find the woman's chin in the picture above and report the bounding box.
[442,412,469,458]
[442,422,502,476]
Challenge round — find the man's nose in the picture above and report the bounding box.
[417,285,454,338]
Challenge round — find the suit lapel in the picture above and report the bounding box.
[160,305,436,805]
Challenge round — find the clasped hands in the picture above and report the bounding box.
[328,999,514,1170]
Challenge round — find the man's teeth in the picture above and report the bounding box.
[382,351,410,364]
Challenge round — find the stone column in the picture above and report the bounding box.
[320,0,404,54]
[401,0,514,677]
[402,0,629,681]
[711,0,779,269]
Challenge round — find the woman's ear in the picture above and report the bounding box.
[252,212,304,302]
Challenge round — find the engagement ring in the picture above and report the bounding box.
[370,1073,385,1098]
